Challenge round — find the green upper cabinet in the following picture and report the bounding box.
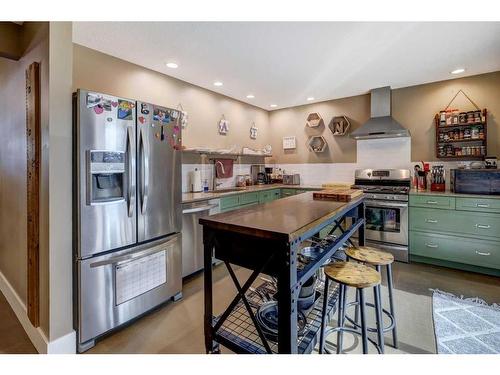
[409,195,455,210]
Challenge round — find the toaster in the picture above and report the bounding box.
[283,174,300,185]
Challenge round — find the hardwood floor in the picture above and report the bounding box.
[1,260,498,354]
[0,292,37,354]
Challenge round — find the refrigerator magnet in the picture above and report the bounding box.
[117,100,133,120]
[138,116,145,124]
[141,103,149,115]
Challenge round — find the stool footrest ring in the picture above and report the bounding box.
[322,326,382,354]
[344,301,396,333]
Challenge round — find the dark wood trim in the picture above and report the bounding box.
[26,62,40,327]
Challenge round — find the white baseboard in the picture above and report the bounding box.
[0,269,76,354]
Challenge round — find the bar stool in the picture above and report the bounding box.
[319,261,383,354]
[345,246,398,353]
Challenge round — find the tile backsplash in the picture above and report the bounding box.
[182,138,474,191]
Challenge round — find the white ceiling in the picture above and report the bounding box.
[73,22,500,111]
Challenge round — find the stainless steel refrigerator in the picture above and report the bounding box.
[73,89,182,352]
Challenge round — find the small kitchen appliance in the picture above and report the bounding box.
[352,169,411,262]
[450,169,500,195]
[283,174,301,185]
[251,164,267,185]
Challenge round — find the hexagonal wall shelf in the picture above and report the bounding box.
[307,135,327,153]
[306,112,323,128]
[329,115,350,136]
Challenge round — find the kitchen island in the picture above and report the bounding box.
[200,192,365,354]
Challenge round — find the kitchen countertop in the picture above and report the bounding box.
[199,191,364,241]
[182,184,321,204]
[410,189,500,199]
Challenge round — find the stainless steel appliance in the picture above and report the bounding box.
[353,169,411,262]
[74,90,182,352]
[251,164,267,185]
[450,168,500,195]
[181,199,220,277]
[283,174,300,185]
[350,87,410,140]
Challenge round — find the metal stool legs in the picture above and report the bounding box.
[386,264,398,349]
[374,266,385,353]
[319,277,330,354]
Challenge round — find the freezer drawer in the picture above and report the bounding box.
[76,234,181,351]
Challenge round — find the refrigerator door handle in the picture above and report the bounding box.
[139,128,149,215]
[89,235,179,268]
[127,126,135,217]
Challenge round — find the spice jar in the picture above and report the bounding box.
[459,112,467,124]
[439,111,446,126]
[471,126,479,139]
[459,128,464,139]
[467,111,475,124]
[479,127,484,139]
[452,109,459,125]
[464,128,471,139]
[474,110,482,123]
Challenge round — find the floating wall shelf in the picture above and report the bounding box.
[307,136,327,153]
[329,116,350,136]
[306,112,323,128]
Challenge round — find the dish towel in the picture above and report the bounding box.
[215,159,234,178]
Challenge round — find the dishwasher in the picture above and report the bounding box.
[182,199,220,277]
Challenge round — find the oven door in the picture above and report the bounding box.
[365,200,408,246]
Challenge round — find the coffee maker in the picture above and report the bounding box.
[251,165,268,185]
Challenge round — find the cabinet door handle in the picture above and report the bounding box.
[476,203,490,208]
[475,251,491,256]
[475,224,491,229]
[425,219,438,223]
[425,243,439,248]
[426,201,438,205]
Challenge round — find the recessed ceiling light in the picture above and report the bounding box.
[270,104,277,108]
[451,68,465,75]
[165,62,178,69]
[246,94,255,99]
[307,97,315,101]
[213,81,223,87]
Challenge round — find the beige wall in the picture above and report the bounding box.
[268,71,500,163]
[267,94,370,164]
[0,22,50,337]
[73,45,270,156]
[393,71,500,161]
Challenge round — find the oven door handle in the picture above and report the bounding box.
[89,236,178,268]
[365,201,408,209]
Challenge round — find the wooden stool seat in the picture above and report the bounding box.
[323,262,381,288]
[346,246,394,266]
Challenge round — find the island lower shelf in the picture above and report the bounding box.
[214,279,339,354]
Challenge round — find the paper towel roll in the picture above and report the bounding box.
[191,168,202,192]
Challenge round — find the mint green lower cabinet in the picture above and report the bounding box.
[220,195,240,211]
[409,195,455,210]
[456,197,500,214]
[410,207,500,241]
[410,231,500,270]
[281,188,296,197]
[239,192,259,205]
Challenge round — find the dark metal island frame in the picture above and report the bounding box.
[200,192,365,354]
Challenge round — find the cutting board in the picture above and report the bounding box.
[313,188,363,202]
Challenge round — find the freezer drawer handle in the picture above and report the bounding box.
[425,219,438,223]
[425,243,438,248]
[127,126,135,217]
[182,204,219,214]
[90,236,178,268]
[475,251,491,256]
[139,128,150,214]
[476,203,490,208]
[475,224,491,229]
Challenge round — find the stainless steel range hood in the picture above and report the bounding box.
[350,86,410,140]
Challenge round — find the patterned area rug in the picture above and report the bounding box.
[432,289,500,354]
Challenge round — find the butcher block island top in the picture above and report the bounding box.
[199,191,365,241]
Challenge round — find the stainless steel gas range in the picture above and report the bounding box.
[353,169,411,262]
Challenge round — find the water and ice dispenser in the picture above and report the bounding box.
[87,150,126,204]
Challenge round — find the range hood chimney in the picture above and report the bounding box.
[350,86,410,140]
